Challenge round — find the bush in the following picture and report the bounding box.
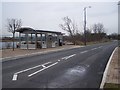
[75,41,84,45]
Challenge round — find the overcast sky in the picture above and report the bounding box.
[1,0,119,37]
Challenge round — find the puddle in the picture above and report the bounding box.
[68,66,86,74]
[47,65,88,88]
[64,66,86,79]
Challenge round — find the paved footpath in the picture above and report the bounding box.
[101,47,120,88]
[1,45,82,61]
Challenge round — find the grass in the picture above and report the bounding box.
[104,83,120,90]
[84,39,112,45]
[74,39,112,46]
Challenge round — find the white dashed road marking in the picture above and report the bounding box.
[98,46,103,48]
[65,54,76,60]
[80,50,88,54]
[91,48,97,50]
[91,46,103,51]
[62,54,76,60]
[58,60,61,61]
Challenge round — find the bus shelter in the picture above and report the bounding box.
[16,27,63,49]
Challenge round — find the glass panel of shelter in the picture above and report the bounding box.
[41,33,47,48]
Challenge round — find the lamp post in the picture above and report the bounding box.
[83,6,91,46]
[117,1,119,29]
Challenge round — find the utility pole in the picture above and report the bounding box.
[83,6,91,46]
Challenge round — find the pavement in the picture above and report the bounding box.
[1,41,118,88]
[100,46,120,88]
[105,47,119,84]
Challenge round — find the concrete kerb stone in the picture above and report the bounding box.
[99,47,118,89]
[1,46,83,62]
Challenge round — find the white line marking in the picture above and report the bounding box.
[42,65,46,68]
[58,60,60,61]
[91,46,103,51]
[62,56,68,60]
[100,47,118,89]
[85,65,90,67]
[12,62,51,81]
[98,46,103,48]
[91,48,96,50]
[28,62,58,77]
[12,74,18,81]
[65,54,76,60]
[16,62,51,74]
[61,54,76,60]
[80,50,88,54]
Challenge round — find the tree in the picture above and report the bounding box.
[108,33,118,40]
[6,18,22,51]
[92,24,98,33]
[92,23,106,41]
[85,28,92,42]
[59,16,78,45]
[97,23,105,33]
[92,23,105,33]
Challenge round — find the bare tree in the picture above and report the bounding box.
[92,23,106,41]
[6,18,22,51]
[92,23,105,33]
[97,23,105,34]
[92,24,98,33]
[59,16,78,45]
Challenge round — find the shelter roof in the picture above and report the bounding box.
[16,27,62,35]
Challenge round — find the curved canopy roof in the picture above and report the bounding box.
[16,27,62,35]
[16,27,35,33]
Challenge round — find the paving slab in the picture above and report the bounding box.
[105,47,119,84]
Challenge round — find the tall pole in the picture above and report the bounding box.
[84,7,87,46]
[83,6,91,46]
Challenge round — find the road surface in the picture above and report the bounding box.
[2,41,117,88]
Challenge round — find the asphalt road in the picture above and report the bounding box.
[2,41,118,88]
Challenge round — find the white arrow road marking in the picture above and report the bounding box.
[28,62,58,77]
[12,54,77,81]
[42,65,46,68]
[12,62,51,81]
[12,74,18,81]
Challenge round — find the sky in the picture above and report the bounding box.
[0,0,119,37]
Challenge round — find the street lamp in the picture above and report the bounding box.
[118,1,120,5]
[83,6,91,46]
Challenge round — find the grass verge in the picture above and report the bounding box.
[104,83,120,90]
